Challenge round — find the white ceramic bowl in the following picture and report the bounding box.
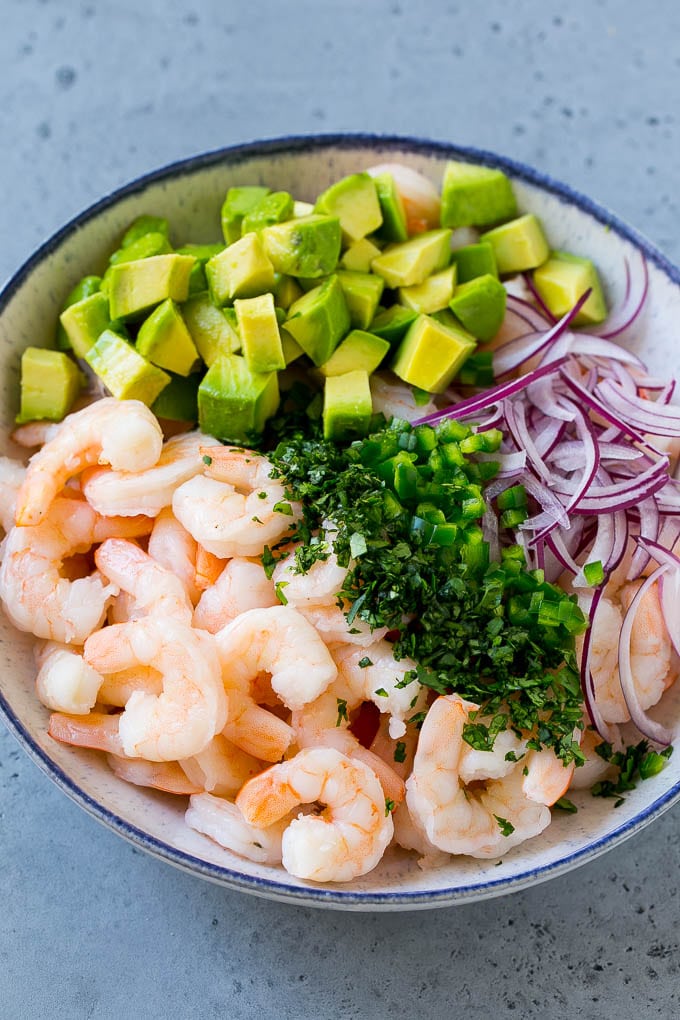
[2,135,680,910]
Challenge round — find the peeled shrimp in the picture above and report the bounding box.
[186,793,287,865]
[406,694,571,859]
[107,754,202,796]
[297,603,388,647]
[83,617,227,761]
[173,447,301,559]
[366,163,441,233]
[333,640,425,739]
[0,455,26,533]
[34,641,104,715]
[236,747,393,882]
[370,372,437,423]
[179,734,263,797]
[271,526,347,608]
[10,420,61,449]
[15,398,163,526]
[0,498,151,643]
[95,538,193,625]
[147,509,200,606]
[82,430,206,518]
[97,667,163,708]
[48,711,125,755]
[193,557,277,634]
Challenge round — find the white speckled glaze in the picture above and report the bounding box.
[2,135,680,911]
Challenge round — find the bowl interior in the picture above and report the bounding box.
[2,136,680,909]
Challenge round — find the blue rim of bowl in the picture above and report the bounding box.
[2,132,680,908]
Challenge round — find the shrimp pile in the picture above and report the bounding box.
[1,381,675,883]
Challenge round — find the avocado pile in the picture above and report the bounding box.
[18,162,607,442]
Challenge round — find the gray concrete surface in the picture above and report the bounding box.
[1,1,680,1017]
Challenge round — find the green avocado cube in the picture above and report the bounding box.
[293,200,315,217]
[121,215,170,248]
[280,329,305,365]
[221,186,270,244]
[59,292,111,359]
[85,330,170,404]
[315,173,383,243]
[136,299,200,375]
[262,215,342,279]
[242,192,294,235]
[392,314,477,393]
[235,292,285,373]
[56,275,103,350]
[371,229,452,288]
[198,354,279,443]
[151,372,200,422]
[399,265,457,314]
[532,251,608,325]
[273,274,304,310]
[109,232,173,266]
[319,330,390,377]
[373,172,408,243]
[368,305,419,346]
[107,254,196,319]
[183,293,241,365]
[16,348,84,423]
[448,274,507,341]
[285,275,351,366]
[450,242,498,283]
[323,370,373,441]
[206,233,276,305]
[480,214,550,275]
[440,161,517,228]
[340,237,383,273]
[177,243,224,263]
[335,270,384,329]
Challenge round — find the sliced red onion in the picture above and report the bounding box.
[521,273,558,324]
[493,292,592,378]
[482,506,500,562]
[534,417,568,456]
[545,531,581,576]
[504,398,552,483]
[596,379,680,437]
[590,252,649,340]
[617,564,673,745]
[626,497,660,579]
[479,449,527,476]
[565,335,645,368]
[559,371,653,446]
[506,293,554,331]
[580,587,619,742]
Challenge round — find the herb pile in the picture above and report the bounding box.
[265,410,589,765]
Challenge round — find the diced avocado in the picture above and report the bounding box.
[371,229,452,288]
[285,275,351,366]
[450,242,498,282]
[206,233,276,305]
[262,215,342,278]
[198,353,279,443]
[121,216,170,248]
[177,243,224,263]
[59,292,111,359]
[335,270,384,330]
[399,265,457,314]
[182,293,241,366]
[368,305,419,346]
[479,214,550,274]
[273,274,304,310]
[234,292,285,373]
[373,172,408,243]
[109,232,173,266]
[315,173,383,243]
[85,330,170,404]
[107,254,196,319]
[340,237,383,273]
[532,250,608,325]
[16,347,84,423]
[293,200,314,218]
[221,186,270,244]
[297,275,329,293]
[431,308,462,331]
[280,328,305,365]
[242,192,294,235]
[319,330,390,377]
[323,370,372,441]
[136,299,200,375]
[448,273,507,341]
[56,275,102,350]
[392,314,477,393]
[151,372,200,422]
[440,160,517,228]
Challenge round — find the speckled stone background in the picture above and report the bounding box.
[2,1,680,1017]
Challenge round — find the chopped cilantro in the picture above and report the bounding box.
[272,501,293,516]
[592,739,673,804]
[553,797,577,813]
[494,815,515,837]
[251,516,263,524]
[336,698,348,727]
[358,657,372,668]
[274,580,289,606]
[374,687,389,698]
[394,741,407,764]
[385,798,396,816]
[258,491,267,499]
[202,454,213,465]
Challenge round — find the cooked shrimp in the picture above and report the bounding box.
[391,802,448,869]
[193,557,277,633]
[236,747,393,881]
[49,711,125,755]
[94,538,193,625]
[147,509,200,606]
[107,754,202,796]
[568,726,614,791]
[333,640,425,739]
[370,372,437,422]
[297,604,388,647]
[34,641,104,715]
[10,420,60,449]
[215,606,337,712]
[0,498,151,643]
[0,455,26,533]
[81,430,206,518]
[406,694,569,859]
[221,687,294,763]
[179,734,263,797]
[194,545,225,592]
[366,163,441,233]
[15,398,163,526]
[83,617,227,761]
[186,793,287,865]
[97,667,163,707]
